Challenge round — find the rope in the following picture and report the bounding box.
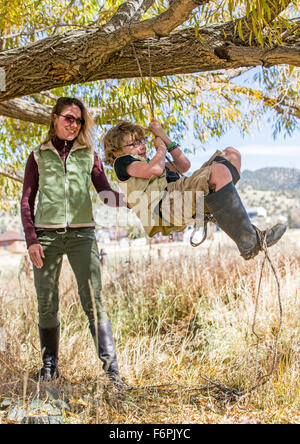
[127,26,185,180]
[113,36,283,395]
[190,213,217,247]
[114,230,283,406]
[126,33,283,400]
[127,26,208,244]
[245,227,283,395]
[191,226,283,401]
[147,40,155,118]
[128,26,155,119]
[196,230,282,403]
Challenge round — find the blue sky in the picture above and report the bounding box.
[185,123,300,172]
[184,66,300,173]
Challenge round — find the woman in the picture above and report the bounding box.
[21,97,125,387]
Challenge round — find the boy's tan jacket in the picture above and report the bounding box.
[114,155,184,237]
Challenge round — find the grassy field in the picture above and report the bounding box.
[0,232,299,424]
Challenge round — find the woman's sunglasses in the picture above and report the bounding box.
[59,113,85,126]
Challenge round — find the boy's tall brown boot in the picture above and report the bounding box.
[89,320,124,390]
[205,182,287,260]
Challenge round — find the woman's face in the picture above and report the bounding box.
[53,105,83,141]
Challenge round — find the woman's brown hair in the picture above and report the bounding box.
[44,97,95,150]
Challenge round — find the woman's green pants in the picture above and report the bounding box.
[33,228,108,329]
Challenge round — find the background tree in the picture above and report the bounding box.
[0,0,299,209]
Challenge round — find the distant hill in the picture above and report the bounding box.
[239,167,300,194]
[237,167,300,227]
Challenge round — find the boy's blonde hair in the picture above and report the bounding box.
[104,121,146,166]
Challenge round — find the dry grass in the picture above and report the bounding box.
[0,237,299,424]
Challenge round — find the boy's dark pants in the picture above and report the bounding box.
[33,228,108,329]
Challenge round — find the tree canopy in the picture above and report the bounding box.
[0,0,299,207]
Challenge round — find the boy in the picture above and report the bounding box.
[104,119,286,260]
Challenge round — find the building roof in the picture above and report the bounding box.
[0,231,25,242]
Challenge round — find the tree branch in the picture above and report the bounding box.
[0,2,298,103]
[1,24,88,40]
[0,0,206,102]
[0,171,24,184]
[94,25,300,78]
[0,97,128,125]
[0,98,52,125]
[220,83,300,118]
[1,1,156,40]
[1,65,298,126]
[132,0,157,21]
[128,0,209,38]
[172,71,300,119]
[177,69,300,118]
[102,0,156,34]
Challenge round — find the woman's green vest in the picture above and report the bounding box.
[33,140,95,229]
[114,155,182,237]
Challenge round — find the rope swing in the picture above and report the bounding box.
[128,26,212,247]
[126,27,283,404]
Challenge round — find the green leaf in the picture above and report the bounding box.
[238,20,244,41]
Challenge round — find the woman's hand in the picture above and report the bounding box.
[28,243,45,269]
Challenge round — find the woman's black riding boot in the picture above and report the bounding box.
[36,325,60,381]
[205,182,287,260]
[89,320,124,390]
